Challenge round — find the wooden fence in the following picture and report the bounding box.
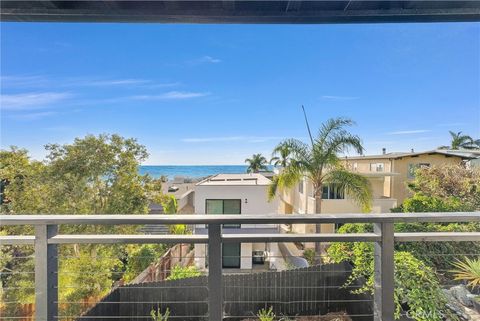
[130,243,193,283]
[80,262,372,321]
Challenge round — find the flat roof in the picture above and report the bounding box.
[344,149,480,161]
[196,173,272,186]
[1,1,479,24]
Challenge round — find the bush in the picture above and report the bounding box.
[401,194,467,212]
[303,248,316,266]
[166,265,203,280]
[123,244,166,282]
[327,224,454,321]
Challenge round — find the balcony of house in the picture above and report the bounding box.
[1,213,479,321]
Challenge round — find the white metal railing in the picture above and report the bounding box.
[1,212,479,321]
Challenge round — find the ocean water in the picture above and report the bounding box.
[139,165,257,179]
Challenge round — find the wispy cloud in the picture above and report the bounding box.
[1,75,49,88]
[387,129,431,135]
[131,91,210,100]
[199,56,221,63]
[188,56,222,65]
[321,95,359,101]
[8,111,58,120]
[88,79,151,86]
[181,136,282,143]
[0,92,71,111]
[1,75,180,89]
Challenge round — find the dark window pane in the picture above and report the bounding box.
[206,200,223,214]
[222,243,241,268]
[223,200,241,214]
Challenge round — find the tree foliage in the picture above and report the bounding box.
[245,154,268,173]
[438,131,479,150]
[166,265,203,280]
[405,164,480,211]
[327,225,454,321]
[270,144,291,168]
[390,164,480,271]
[0,134,167,317]
[268,117,372,211]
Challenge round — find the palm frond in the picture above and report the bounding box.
[315,117,355,150]
[269,165,303,200]
[321,131,364,158]
[450,257,480,289]
[245,153,268,173]
[278,139,311,164]
[324,169,372,212]
[267,175,279,201]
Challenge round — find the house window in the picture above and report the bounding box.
[298,180,304,194]
[206,199,242,268]
[370,163,384,172]
[407,163,430,179]
[321,184,344,200]
[206,199,241,228]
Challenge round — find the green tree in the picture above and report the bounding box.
[270,144,291,167]
[438,131,478,150]
[389,164,480,272]
[123,244,167,282]
[268,117,372,260]
[245,153,268,173]
[405,164,480,211]
[0,134,167,318]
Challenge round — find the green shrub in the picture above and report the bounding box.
[150,307,170,321]
[328,225,455,321]
[166,265,203,280]
[401,194,467,212]
[302,248,315,266]
[450,257,480,290]
[123,244,166,282]
[257,306,275,321]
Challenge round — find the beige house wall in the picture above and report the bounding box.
[391,154,464,203]
[278,152,467,218]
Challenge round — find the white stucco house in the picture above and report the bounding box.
[193,173,282,271]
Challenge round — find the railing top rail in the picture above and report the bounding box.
[0,212,478,225]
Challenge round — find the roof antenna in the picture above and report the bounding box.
[301,105,314,147]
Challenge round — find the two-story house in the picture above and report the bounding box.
[277,149,477,234]
[193,173,281,271]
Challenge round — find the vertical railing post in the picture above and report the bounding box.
[373,222,395,321]
[35,224,58,321]
[208,223,223,321]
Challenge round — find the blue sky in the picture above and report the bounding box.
[1,22,479,165]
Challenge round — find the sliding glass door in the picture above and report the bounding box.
[206,199,241,268]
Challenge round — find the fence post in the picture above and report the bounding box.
[35,224,58,321]
[373,222,395,321]
[208,223,223,321]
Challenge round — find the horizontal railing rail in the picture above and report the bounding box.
[1,212,479,225]
[1,212,479,321]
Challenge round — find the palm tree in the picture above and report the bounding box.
[270,144,291,168]
[268,117,372,261]
[439,131,476,150]
[245,153,268,173]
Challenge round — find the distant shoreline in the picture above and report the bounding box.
[139,165,274,179]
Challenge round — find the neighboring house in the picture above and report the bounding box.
[278,149,476,234]
[193,173,281,271]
